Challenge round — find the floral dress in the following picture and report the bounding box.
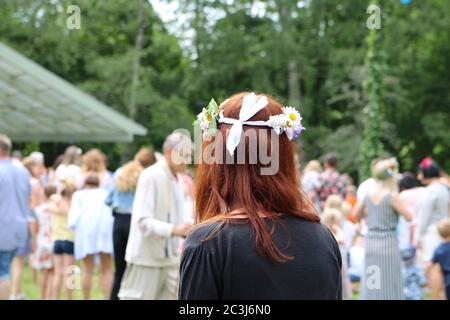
[33,202,54,270]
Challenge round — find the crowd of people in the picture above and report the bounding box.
[0,133,195,300]
[302,153,450,300]
[0,91,449,300]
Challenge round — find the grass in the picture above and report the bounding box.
[21,264,433,300]
[22,263,104,300]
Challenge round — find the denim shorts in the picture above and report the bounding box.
[53,240,74,255]
[15,229,32,257]
[0,251,16,280]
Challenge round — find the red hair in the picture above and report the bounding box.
[195,92,319,262]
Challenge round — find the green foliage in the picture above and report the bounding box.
[0,0,192,169]
[1,0,449,179]
[359,26,384,181]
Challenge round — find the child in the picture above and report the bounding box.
[348,234,365,294]
[325,196,357,268]
[33,184,57,299]
[322,208,351,299]
[430,218,450,300]
[49,180,76,300]
[401,246,426,300]
[68,174,114,300]
[341,201,357,256]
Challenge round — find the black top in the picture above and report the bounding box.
[179,214,342,300]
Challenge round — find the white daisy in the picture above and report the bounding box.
[283,106,301,123]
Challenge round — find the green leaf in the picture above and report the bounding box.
[206,98,218,114]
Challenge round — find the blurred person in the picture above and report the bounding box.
[397,173,426,299]
[79,148,112,189]
[401,247,427,300]
[119,132,193,300]
[325,195,357,287]
[322,208,351,300]
[133,147,157,169]
[23,154,45,283]
[29,151,48,185]
[398,173,425,251]
[348,234,365,294]
[177,170,195,223]
[341,201,357,256]
[342,173,354,187]
[46,155,63,184]
[10,156,43,299]
[176,169,196,255]
[68,174,114,300]
[429,218,450,300]
[356,158,382,202]
[54,146,82,186]
[0,135,31,300]
[301,160,322,196]
[355,159,386,237]
[33,184,57,299]
[353,158,413,299]
[417,158,449,273]
[301,160,322,211]
[11,150,23,166]
[105,147,157,300]
[324,195,356,256]
[345,185,357,209]
[179,92,341,300]
[49,181,76,300]
[324,194,344,211]
[312,153,347,212]
[23,156,44,208]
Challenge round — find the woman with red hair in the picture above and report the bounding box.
[178,92,342,299]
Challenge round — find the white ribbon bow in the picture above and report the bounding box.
[218,93,269,155]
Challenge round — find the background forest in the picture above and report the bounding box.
[1,0,449,182]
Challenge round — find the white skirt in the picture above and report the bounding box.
[421,225,443,262]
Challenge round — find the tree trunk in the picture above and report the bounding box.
[122,0,146,163]
[275,0,301,106]
[287,59,301,106]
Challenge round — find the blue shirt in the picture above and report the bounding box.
[104,168,135,214]
[0,159,31,251]
[432,241,450,288]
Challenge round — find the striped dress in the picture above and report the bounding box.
[361,193,403,300]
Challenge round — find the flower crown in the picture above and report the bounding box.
[194,93,305,155]
[385,158,399,177]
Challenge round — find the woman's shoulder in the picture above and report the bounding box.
[279,214,324,230]
[185,220,225,249]
[186,215,331,246]
[279,215,340,250]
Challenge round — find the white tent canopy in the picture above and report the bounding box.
[0,42,147,142]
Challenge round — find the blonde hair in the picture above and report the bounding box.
[134,147,156,168]
[321,208,343,228]
[82,148,107,173]
[324,194,343,211]
[372,158,399,191]
[23,156,39,178]
[63,145,81,165]
[115,160,144,192]
[304,160,322,173]
[59,179,77,198]
[437,218,450,239]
